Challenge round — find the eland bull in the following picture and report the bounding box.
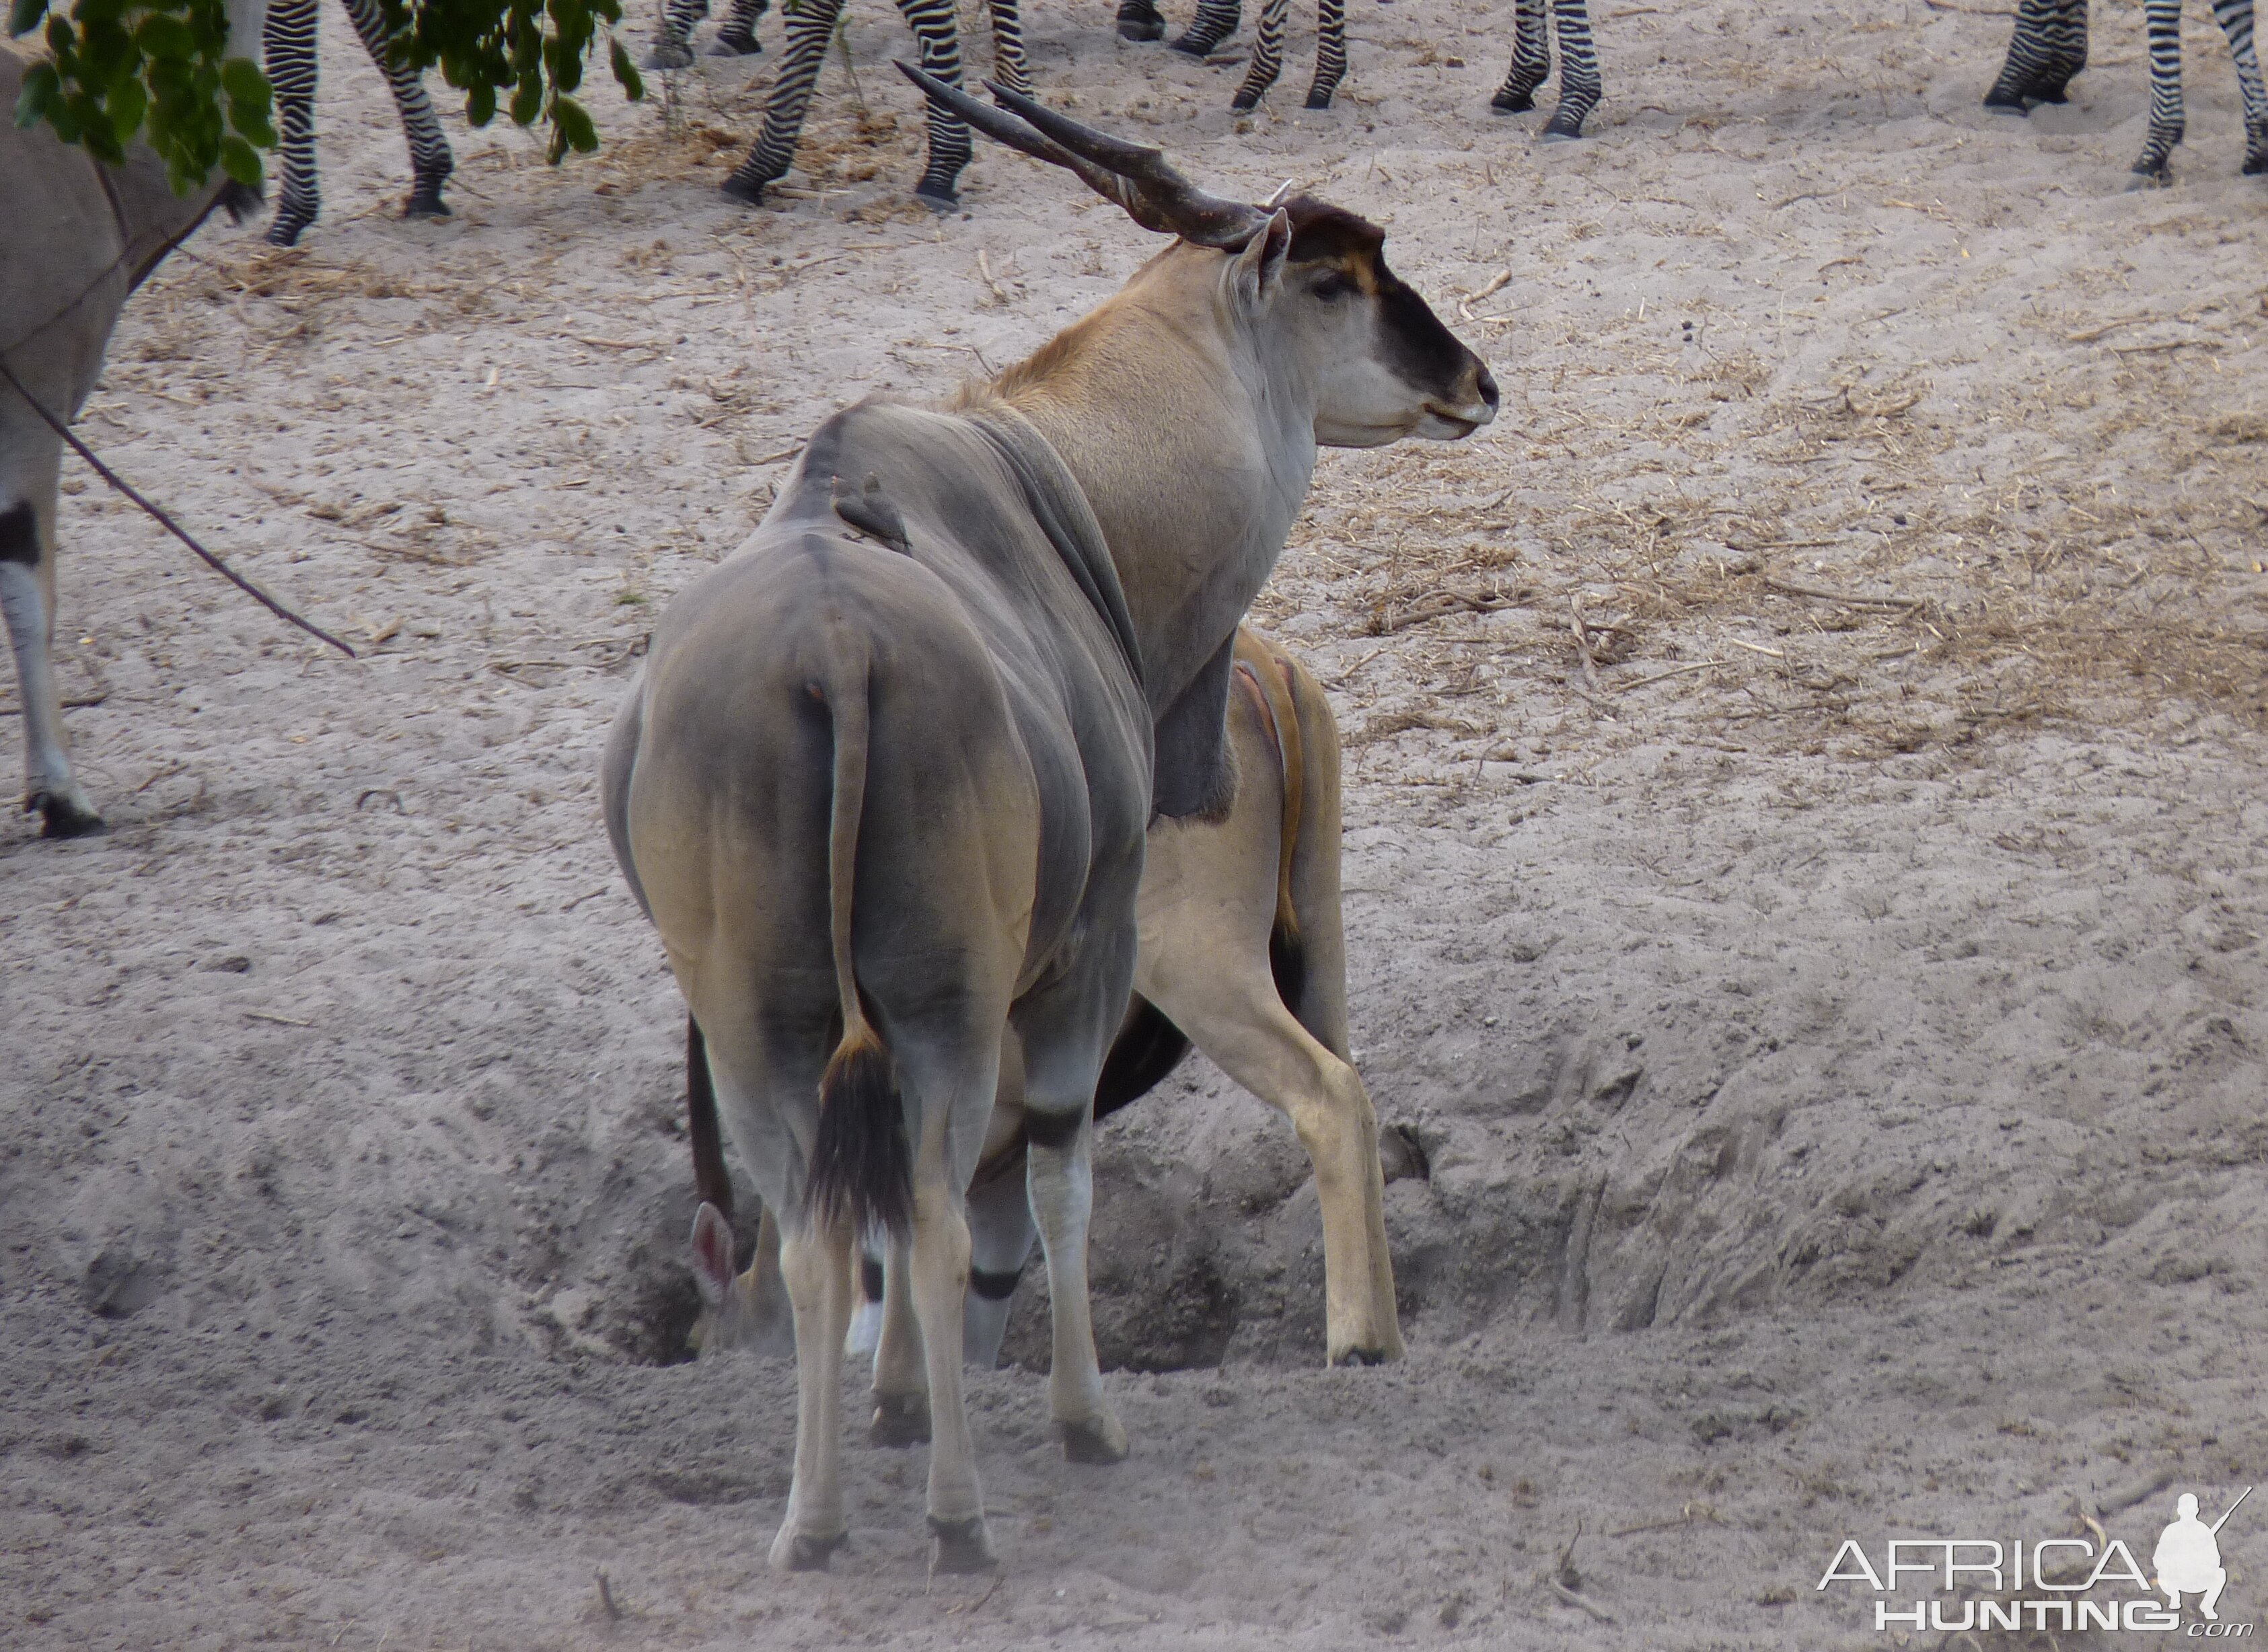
[689,626,1405,1388]
[601,73,1494,1573]
[2,9,268,838]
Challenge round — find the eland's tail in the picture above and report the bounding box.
[804,651,914,1239]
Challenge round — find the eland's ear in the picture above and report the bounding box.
[690,1201,736,1310]
[1230,209,1293,313]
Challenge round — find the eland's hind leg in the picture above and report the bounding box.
[0,457,102,837]
[773,1212,857,1568]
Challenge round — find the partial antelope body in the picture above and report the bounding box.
[1,0,270,839]
[690,626,1401,1386]
[605,77,1491,1573]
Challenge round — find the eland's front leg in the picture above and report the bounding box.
[771,1215,856,1571]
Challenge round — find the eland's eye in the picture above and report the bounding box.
[1313,272,1354,301]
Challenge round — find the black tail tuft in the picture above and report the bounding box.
[1268,925,1310,1033]
[1094,996,1193,1124]
[807,1035,913,1239]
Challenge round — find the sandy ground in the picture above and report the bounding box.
[5,0,2267,1643]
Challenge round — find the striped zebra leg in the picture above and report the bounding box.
[262,0,321,247]
[722,0,837,203]
[2135,0,2185,178]
[1492,0,1551,114]
[1117,0,1165,41]
[712,0,767,56]
[2209,0,2268,171]
[1304,0,1348,108]
[1543,0,1600,137]
[1231,0,1289,108]
[1172,0,1242,58]
[1985,0,2089,111]
[989,0,1031,96]
[339,0,454,218]
[646,0,710,69]
[896,0,974,204]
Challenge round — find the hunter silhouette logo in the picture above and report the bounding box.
[2156,1487,2250,1622]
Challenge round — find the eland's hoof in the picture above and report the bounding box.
[643,42,696,69]
[32,790,106,839]
[927,1513,998,1573]
[870,1392,932,1448]
[1058,1414,1129,1464]
[769,1525,848,1572]
[1332,1344,1393,1367]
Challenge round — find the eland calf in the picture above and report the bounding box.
[602,77,1492,1573]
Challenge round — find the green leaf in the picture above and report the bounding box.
[135,12,192,55]
[218,53,267,112]
[13,59,59,126]
[218,130,262,185]
[507,75,540,127]
[7,0,48,40]
[106,71,146,143]
[552,91,595,152]
[466,81,497,126]
[608,37,642,102]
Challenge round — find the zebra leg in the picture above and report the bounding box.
[1172,0,1242,58]
[1304,0,1348,108]
[1491,0,1551,114]
[1117,0,1165,40]
[1543,0,1601,137]
[262,0,320,247]
[1231,0,1289,109]
[645,0,708,69]
[2135,0,2185,178]
[339,0,454,219]
[896,0,974,206]
[722,0,836,204]
[2209,0,2268,171]
[989,0,1031,96]
[712,0,766,56]
[1985,0,2090,111]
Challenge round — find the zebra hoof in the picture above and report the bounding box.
[719,173,770,206]
[642,42,696,69]
[1116,1,1165,39]
[1168,32,1216,56]
[2130,155,2174,185]
[912,180,961,211]
[869,1392,932,1448]
[1541,114,1588,141]
[1490,87,1537,114]
[2242,152,2268,176]
[32,790,106,839]
[769,1525,848,1573]
[402,191,451,221]
[708,29,760,54]
[1302,87,1337,110]
[264,215,312,248]
[1230,88,1263,113]
[928,1514,997,1573]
